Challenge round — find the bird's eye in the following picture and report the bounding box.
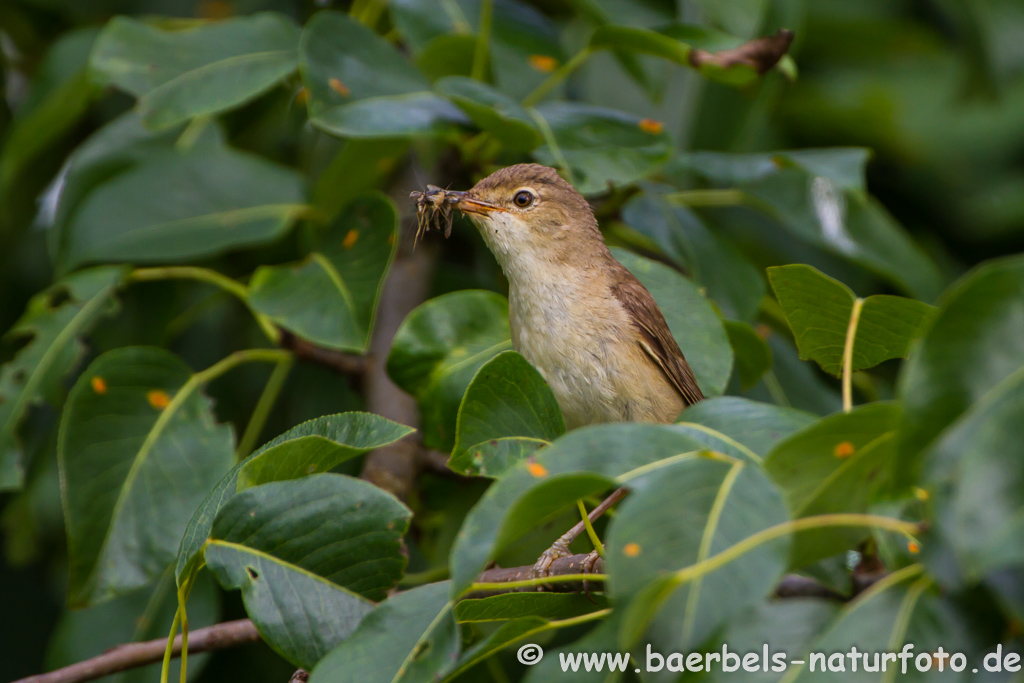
[513,190,534,208]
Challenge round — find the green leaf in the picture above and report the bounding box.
[768,264,936,377]
[606,456,790,650]
[455,593,608,623]
[415,35,476,82]
[300,11,466,139]
[435,77,541,151]
[312,140,410,219]
[46,571,220,683]
[725,320,773,389]
[898,256,1024,477]
[90,14,299,129]
[675,396,816,461]
[59,146,306,271]
[387,290,511,451]
[449,351,565,477]
[692,0,767,39]
[765,403,900,566]
[673,148,871,192]
[449,423,706,596]
[60,347,235,606]
[613,248,733,397]
[310,582,458,683]
[176,412,414,587]
[249,193,398,352]
[924,369,1024,580]
[0,266,126,490]
[531,102,672,195]
[622,192,765,320]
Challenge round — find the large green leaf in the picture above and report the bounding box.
[59,145,306,271]
[249,193,397,352]
[176,412,414,587]
[435,77,541,150]
[531,102,673,195]
[90,14,300,130]
[387,290,511,451]
[606,456,790,651]
[924,370,1024,580]
[675,396,816,461]
[60,347,235,606]
[622,192,765,320]
[0,267,126,490]
[898,256,1024,478]
[613,248,733,396]
[765,403,900,566]
[449,350,564,477]
[448,423,707,596]
[672,148,871,193]
[205,474,409,668]
[300,11,465,138]
[310,582,458,683]
[768,264,936,377]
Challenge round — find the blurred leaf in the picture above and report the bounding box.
[249,193,398,352]
[614,248,733,396]
[448,423,706,596]
[607,456,789,650]
[725,320,772,389]
[310,582,458,683]
[671,148,870,194]
[0,266,126,490]
[415,35,476,82]
[176,412,414,588]
[435,77,541,151]
[899,257,1024,479]
[924,369,1024,580]
[455,593,608,622]
[58,145,305,272]
[531,102,672,195]
[765,403,899,566]
[768,264,936,377]
[622,192,765,320]
[90,13,300,129]
[60,346,235,606]
[450,351,564,477]
[300,11,466,139]
[312,139,409,219]
[675,396,816,460]
[692,0,767,39]
[387,290,511,451]
[45,571,219,683]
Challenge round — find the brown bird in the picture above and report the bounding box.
[437,163,703,428]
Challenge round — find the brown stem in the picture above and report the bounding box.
[278,330,367,376]
[12,619,259,683]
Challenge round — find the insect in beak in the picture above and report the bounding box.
[409,187,505,244]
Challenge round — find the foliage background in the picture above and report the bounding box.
[1,0,1024,680]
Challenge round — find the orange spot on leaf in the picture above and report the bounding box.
[91,376,107,394]
[529,54,558,72]
[908,541,920,554]
[914,487,929,502]
[754,323,772,340]
[527,461,548,478]
[342,229,359,249]
[329,78,351,97]
[638,118,664,135]
[624,543,641,557]
[833,441,855,458]
[147,390,171,410]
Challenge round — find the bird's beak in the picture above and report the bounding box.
[448,191,505,216]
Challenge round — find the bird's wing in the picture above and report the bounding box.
[611,275,705,407]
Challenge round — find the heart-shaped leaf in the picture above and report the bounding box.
[249,193,398,352]
[531,102,672,195]
[614,248,733,397]
[90,13,300,130]
[0,266,126,490]
[310,582,458,683]
[768,264,936,377]
[58,146,306,271]
[387,290,511,451]
[176,412,414,588]
[60,347,235,606]
[449,351,564,477]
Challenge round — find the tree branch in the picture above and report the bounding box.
[277,330,367,376]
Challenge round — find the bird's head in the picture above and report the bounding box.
[447,164,602,270]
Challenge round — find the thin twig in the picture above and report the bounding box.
[278,330,367,376]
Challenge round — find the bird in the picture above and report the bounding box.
[434,163,704,428]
